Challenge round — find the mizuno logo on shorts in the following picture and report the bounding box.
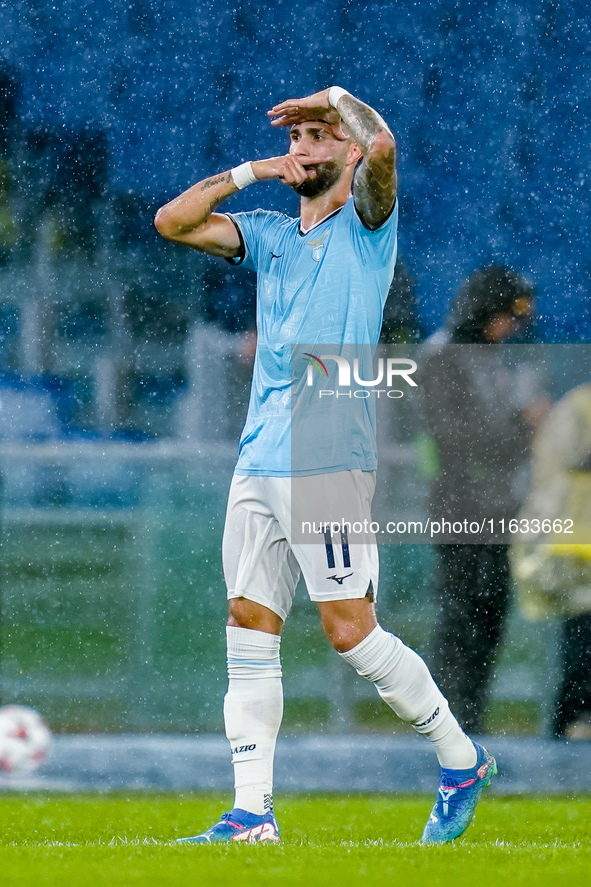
[327,573,354,584]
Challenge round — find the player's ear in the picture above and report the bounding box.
[346,142,363,166]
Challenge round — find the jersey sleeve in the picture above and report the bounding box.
[225,209,280,273]
[349,198,399,271]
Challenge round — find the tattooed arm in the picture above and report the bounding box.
[154,157,316,255]
[337,94,397,229]
[154,171,242,256]
[269,88,397,229]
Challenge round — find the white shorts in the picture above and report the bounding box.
[222,470,379,622]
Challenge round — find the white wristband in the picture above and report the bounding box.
[328,86,350,109]
[231,162,257,190]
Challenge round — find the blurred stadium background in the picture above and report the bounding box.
[0,1,589,739]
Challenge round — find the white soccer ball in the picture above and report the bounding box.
[0,705,52,774]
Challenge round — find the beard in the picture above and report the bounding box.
[292,160,342,198]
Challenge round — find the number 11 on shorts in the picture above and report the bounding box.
[322,526,351,569]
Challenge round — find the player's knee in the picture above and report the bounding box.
[227,597,283,634]
[324,620,363,653]
[319,598,378,653]
[321,613,372,653]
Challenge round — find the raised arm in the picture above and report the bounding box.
[268,87,397,229]
[154,171,241,257]
[154,158,317,256]
[336,92,397,228]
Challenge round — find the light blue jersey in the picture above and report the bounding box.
[227,196,398,476]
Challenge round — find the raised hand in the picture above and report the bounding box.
[252,155,315,188]
[267,89,348,139]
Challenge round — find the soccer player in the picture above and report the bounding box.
[154,87,496,844]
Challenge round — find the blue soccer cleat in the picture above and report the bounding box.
[421,741,497,844]
[177,808,280,844]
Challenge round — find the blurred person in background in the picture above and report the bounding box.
[512,381,591,740]
[419,265,549,734]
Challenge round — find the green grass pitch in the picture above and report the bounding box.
[1,793,590,886]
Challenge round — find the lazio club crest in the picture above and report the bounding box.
[305,231,328,262]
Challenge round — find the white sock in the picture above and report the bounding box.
[224,626,283,815]
[339,625,477,769]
